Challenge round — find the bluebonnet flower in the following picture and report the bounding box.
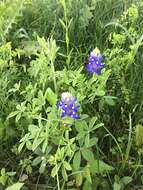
[57,92,80,119]
[85,48,105,75]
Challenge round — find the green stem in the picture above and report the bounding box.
[51,60,57,93]
[125,113,132,161]
[120,113,132,173]
[56,161,60,190]
[131,155,141,177]
[103,125,123,160]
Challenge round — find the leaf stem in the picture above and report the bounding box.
[51,60,57,93]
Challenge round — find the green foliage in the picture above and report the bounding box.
[6,183,24,190]
[0,168,16,188]
[113,175,132,190]
[135,124,143,146]
[0,0,28,43]
[1,1,143,189]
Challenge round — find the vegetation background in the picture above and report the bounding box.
[1,0,143,189]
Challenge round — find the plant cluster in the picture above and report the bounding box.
[1,0,143,190]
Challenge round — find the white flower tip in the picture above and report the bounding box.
[61,92,74,104]
[61,92,73,99]
[91,47,100,56]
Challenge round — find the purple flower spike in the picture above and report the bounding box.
[57,92,80,119]
[85,48,105,75]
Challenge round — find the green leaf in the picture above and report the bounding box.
[6,183,24,190]
[75,120,88,132]
[62,166,68,181]
[76,132,85,140]
[16,113,22,122]
[0,175,8,186]
[104,96,116,106]
[32,156,42,166]
[51,165,60,178]
[121,176,132,185]
[82,149,94,161]
[7,172,16,177]
[73,151,81,170]
[59,19,66,29]
[1,168,6,175]
[91,123,104,131]
[95,89,105,96]
[39,160,46,174]
[0,120,5,139]
[75,173,83,187]
[63,161,72,171]
[89,160,114,174]
[63,117,73,125]
[46,88,57,106]
[18,141,25,153]
[59,147,65,159]
[83,166,92,183]
[141,175,143,184]
[113,182,121,190]
[89,137,98,147]
[42,139,48,153]
[7,111,19,119]
[135,124,143,146]
[85,134,90,147]
[83,180,92,190]
[32,138,44,151]
[89,117,97,129]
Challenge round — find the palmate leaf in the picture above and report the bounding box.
[82,148,94,162]
[89,160,114,174]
